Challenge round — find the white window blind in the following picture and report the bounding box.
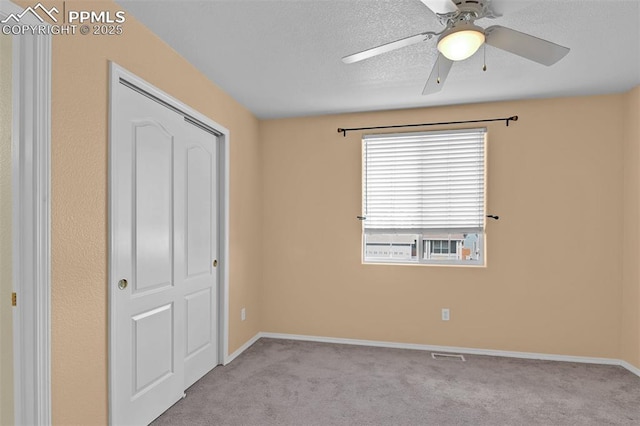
[363,128,486,232]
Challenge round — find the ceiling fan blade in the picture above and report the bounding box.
[418,0,459,15]
[342,33,430,64]
[423,54,453,95]
[485,25,570,66]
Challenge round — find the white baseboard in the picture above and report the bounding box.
[224,331,640,379]
[258,332,640,378]
[224,332,260,365]
[620,360,640,377]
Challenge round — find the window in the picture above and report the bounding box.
[429,240,457,255]
[362,128,486,265]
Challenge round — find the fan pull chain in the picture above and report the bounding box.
[437,57,441,84]
[482,44,487,71]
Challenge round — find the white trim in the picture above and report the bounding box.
[220,116,231,365]
[107,62,230,422]
[224,333,261,365]
[258,332,640,378]
[619,360,640,377]
[3,0,52,424]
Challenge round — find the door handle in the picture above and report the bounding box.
[118,279,128,290]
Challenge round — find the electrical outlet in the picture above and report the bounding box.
[441,308,450,321]
[241,307,246,321]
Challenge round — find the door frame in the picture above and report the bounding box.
[2,0,53,424]
[107,62,230,423]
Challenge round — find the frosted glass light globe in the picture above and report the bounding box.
[437,26,485,61]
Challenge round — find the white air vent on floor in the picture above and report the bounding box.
[431,353,466,361]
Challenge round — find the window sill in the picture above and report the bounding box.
[362,260,486,268]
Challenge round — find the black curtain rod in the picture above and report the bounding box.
[337,115,518,137]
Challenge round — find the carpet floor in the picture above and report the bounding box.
[152,338,640,425]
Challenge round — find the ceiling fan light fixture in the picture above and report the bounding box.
[437,25,485,61]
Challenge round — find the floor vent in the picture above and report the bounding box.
[431,352,466,362]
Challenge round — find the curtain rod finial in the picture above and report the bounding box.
[337,128,347,137]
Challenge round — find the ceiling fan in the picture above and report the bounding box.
[342,0,570,95]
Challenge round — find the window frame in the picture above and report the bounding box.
[361,128,487,267]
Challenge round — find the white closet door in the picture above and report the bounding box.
[181,121,219,389]
[111,81,219,425]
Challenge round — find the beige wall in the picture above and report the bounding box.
[622,86,640,368]
[0,32,14,426]
[10,1,263,424]
[7,0,640,423]
[260,94,626,359]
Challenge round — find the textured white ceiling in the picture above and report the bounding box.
[117,0,640,119]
